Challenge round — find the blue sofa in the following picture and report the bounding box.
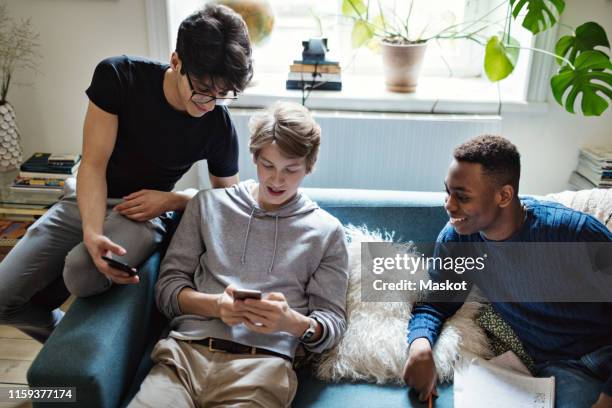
[28,188,454,407]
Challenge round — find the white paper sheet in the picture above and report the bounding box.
[454,357,554,408]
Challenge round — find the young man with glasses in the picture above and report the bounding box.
[0,4,252,343]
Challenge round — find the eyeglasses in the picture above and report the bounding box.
[185,72,237,106]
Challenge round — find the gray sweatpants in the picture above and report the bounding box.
[0,195,169,342]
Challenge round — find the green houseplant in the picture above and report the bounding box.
[0,4,40,171]
[344,0,611,116]
[483,0,611,116]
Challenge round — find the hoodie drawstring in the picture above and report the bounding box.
[240,207,256,265]
[268,216,279,273]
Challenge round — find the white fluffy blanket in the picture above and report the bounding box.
[314,225,492,385]
[546,188,612,231]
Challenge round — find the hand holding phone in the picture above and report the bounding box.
[101,255,138,276]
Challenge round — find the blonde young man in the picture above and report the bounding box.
[129,102,349,407]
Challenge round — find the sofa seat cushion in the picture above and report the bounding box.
[294,367,453,407]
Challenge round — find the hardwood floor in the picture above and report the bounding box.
[0,325,38,408]
[0,297,74,408]
[0,326,41,382]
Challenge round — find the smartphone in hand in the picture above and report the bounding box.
[101,255,138,276]
[233,288,262,301]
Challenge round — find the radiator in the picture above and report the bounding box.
[198,109,501,192]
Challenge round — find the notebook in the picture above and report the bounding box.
[454,355,554,408]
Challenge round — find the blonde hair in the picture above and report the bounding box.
[249,101,321,173]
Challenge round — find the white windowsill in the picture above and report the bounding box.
[233,73,549,115]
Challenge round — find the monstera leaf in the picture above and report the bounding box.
[551,51,612,116]
[510,0,565,35]
[555,22,610,65]
[484,35,520,81]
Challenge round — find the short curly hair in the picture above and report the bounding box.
[176,3,253,93]
[249,102,321,173]
[453,135,521,193]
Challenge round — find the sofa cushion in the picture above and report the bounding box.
[294,367,453,407]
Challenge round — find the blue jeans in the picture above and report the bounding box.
[535,345,612,408]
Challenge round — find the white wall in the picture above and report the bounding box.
[4,0,612,195]
[503,0,612,195]
[5,0,149,156]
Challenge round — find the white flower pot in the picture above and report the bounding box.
[381,41,428,93]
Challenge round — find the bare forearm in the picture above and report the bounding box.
[77,163,108,237]
[169,189,198,211]
[177,287,221,318]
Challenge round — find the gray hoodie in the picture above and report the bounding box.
[156,180,349,358]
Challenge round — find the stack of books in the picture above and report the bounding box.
[286,59,342,91]
[11,153,80,194]
[570,146,612,190]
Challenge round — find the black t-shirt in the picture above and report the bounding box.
[85,55,239,198]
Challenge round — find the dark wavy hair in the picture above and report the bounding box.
[175,3,253,93]
[453,135,521,194]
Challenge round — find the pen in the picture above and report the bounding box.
[428,394,432,408]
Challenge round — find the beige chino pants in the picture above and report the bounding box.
[128,337,298,408]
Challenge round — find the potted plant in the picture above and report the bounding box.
[0,4,40,171]
[342,0,495,92]
[483,0,611,116]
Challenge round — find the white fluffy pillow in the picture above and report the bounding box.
[314,225,492,384]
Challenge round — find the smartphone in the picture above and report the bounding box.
[101,255,138,276]
[233,288,262,301]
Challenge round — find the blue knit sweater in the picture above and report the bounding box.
[408,198,612,395]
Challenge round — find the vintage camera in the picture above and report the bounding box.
[301,38,329,62]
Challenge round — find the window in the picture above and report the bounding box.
[156,0,552,112]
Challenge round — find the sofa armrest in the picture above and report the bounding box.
[27,251,167,408]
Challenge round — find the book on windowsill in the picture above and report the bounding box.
[293,59,340,66]
[287,72,342,82]
[286,80,342,91]
[289,63,342,74]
